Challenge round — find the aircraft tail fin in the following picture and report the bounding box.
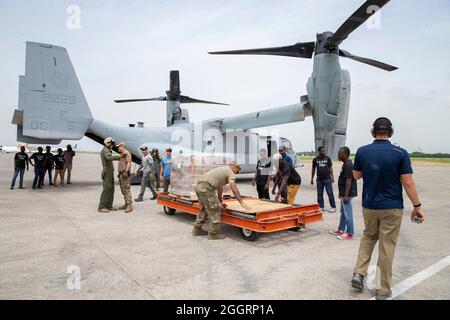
[12,42,93,143]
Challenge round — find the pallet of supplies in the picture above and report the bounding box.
[170,153,234,198]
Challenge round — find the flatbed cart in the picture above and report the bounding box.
[157,192,323,241]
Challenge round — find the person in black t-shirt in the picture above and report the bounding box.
[29,147,46,190]
[311,146,336,212]
[53,148,65,186]
[272,155,301,204]
[10,146,29,190]
[42,146,54,187]
[252,149,272,199]
[330,146,357,240]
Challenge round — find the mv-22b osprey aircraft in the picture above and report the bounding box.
[11,0,396,172]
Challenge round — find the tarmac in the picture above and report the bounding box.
[0,152,449,300]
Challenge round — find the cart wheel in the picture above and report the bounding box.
[163,206,176,215]
[290,227,301,232]
[239,228,259,241]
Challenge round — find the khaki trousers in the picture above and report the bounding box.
[53,169,65,186]
[354,208,403,294]
[287,184,300,204]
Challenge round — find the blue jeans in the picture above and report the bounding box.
[338,198,354,235]
[43,167,53,185]
[317,178,336,209]
[138,172,157,198]
[11,167,25,188]
[32,167,44,188]
[163,176,170,192]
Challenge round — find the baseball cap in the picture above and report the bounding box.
[104,137,115,144]
[230,161,241,171]
[166,147,172,152]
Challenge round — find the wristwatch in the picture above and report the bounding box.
[413,203,421,208]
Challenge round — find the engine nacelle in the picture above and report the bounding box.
[308,53,351,159]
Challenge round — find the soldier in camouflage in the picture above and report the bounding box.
[117,142,133,213]
[192,162,250,240]
[98,137,125,213]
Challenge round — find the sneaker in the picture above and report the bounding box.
[337,233,353,240]
[351,273,364,291]
[19,187,25,190]
[150,195,157,200]
[10,187,14,190]
[376,290,392,300]
[67,182,72,184]
[134,198,143,202]
[37,186,43,189]
[328,208,337,213]
[329,230,344,235]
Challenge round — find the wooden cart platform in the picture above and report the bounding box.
[157,192,323,241]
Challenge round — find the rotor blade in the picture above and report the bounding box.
[327,0,391,48]
[209,42,315,59]
[339,49,397,71]
[114,96,167,103]
[180,95,229,105]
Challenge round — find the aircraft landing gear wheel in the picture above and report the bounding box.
[239,228,259,241]
[164,206,176,215]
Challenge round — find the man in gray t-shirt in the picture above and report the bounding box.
[135,146,157,202]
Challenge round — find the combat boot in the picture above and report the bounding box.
[208,233,226,240]
[119,204,127,210]
[98,208,110,214]
[208,223,226,240]
[124,204,133,213]
[192,225,208,236]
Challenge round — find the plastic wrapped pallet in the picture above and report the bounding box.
[170,152,235,198]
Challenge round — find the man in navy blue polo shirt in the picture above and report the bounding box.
[351,117,425,300]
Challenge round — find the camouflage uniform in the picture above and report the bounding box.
[194,181,222,235]
[194,166,236,236]
[99,147,121,210]
[118,149,133,205]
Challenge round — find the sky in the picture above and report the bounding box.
[0,0,449,153]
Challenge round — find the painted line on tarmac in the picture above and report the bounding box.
[370,255,450,300]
